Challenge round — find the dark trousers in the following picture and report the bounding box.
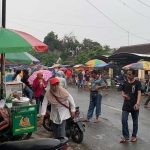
[122,110,139,139]
[52,120,66,138]
[145,96,150,105]
[35,95,44,114]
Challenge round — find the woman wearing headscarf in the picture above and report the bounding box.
[38,78,75,138]
[32,72,47,116]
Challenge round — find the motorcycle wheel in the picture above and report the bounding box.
[43,118,53,131]
[71,125,83,144]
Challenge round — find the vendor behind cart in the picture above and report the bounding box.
[13,69,33,104]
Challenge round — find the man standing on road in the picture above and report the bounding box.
[77,70,83,91]
[120,69,141,143]
[84,70,106,123]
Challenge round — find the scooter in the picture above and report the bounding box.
[0,137,69,150]
[43,106,85,144]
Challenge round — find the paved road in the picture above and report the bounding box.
[33,86,150,150]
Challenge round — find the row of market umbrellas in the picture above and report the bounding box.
[123,61,150,70]
[53,59,108,68]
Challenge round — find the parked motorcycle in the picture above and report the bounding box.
[43,106,85,144]
[0,137,68,150]
[116,80,124,91]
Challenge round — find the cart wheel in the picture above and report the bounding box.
[20,132,32,140]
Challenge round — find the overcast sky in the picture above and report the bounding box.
[1,0,150,49]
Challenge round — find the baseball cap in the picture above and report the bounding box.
[50,78,60,85]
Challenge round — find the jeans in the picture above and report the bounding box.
[24,86,33,101]
[52,120,66,138]
[122,110,139,138]
[87,94,102,119]
[35,96,44,114]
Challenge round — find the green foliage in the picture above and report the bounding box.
[73,45,110,64]
[44,31,62,51]
[29,31,115,66]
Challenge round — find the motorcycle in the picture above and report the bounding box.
[116,80,124,91]
[43,106,85,144]
[0,110,32,142]
[0,137,68,150]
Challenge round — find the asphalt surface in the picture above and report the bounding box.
[33,86,150,150]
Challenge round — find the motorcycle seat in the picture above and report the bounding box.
[0,137,68,150]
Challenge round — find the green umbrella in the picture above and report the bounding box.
[0,28,48,53]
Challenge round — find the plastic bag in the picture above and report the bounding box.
[0,100,5,109]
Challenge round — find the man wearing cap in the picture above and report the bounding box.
[84,70,106,123]
[38,78,76,138]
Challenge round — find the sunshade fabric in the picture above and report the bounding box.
[0,28,48,53]
[85,59,108,67]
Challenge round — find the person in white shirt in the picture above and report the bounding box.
[56,71,67,89]
[38,78,76,138]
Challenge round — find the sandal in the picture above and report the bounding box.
[94,120,99,123]
[82,118,89,122]
[120,137,129,143]
[130,136,137,142]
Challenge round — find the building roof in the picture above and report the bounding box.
[114,43,150,54]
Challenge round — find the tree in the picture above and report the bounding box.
[73,45,110,64]
[44,31,62,52]
[60,32,80,61]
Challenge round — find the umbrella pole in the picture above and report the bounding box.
[1,0,6,99]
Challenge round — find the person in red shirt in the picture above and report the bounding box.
[66,69,72,85]
[32,72,47,116]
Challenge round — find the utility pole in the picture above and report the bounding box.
[1,0,6,98]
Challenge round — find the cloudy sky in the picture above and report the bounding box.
[1,0,150,49]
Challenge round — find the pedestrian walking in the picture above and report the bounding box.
[77,70,83,91]
[83,70,90,90]
[32,72,47,117]
[144,91,150,108]
[56,71,67,89]
[120,68,141,143]
[38,78,76,138]
[84,70,106,123]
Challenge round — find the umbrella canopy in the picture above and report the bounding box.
[0,28,48,53]
[59,67,67,71]
[145,66,150,70]
[0,52,39,65]
[85,59,108,67]
[73,64,85,68]
[28,70,52,85]
[123,61,150,70]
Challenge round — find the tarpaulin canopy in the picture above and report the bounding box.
[0,52,39,65]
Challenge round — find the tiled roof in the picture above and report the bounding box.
[114,43,150,54]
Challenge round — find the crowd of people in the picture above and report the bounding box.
[3,66,144,143]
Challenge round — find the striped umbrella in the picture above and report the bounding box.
[0,28,48,53]
[85,59,108,67]
[123,61,150,70]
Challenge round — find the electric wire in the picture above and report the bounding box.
[86,0,150,42]
[137,0,150,7]
[119,0,150,20]
[7,20,47,34]
[7,16,119,30]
